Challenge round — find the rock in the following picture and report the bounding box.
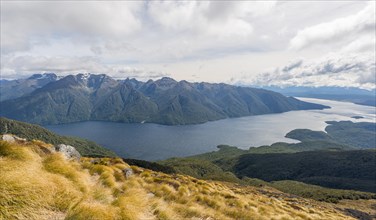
[123,168,133,178]
[90,158,100,164]
[1,134,15,142]
[13,136,26,142]
[54,144,81,160]
[38,145,55,155]
[1,134,26,143]
[147,193,155,198]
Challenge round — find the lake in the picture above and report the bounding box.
[45,98,376,161]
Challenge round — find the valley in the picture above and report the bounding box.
[1,2,375,219]
[1,98,375,219]
[44,98,375,160]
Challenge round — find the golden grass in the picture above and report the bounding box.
[66,201,120,220]
[0,141,82,220]
[0,140,355,220]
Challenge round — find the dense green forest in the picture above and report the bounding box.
[232,150,375,192]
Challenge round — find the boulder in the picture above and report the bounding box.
[1,134,26,143]
[1,134,15,142]
[90,158,101,164]
[123,168,133,178]
[13,136,26,142]
[147,193,155,198]
[54,144,81,160]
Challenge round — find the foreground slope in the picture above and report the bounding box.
[0,139,353,220]
[0,74,327,125]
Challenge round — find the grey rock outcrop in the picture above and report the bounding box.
[1,134,15,142]
[1,134,27,143]
[54,144,81,160]
[123,168,133,178]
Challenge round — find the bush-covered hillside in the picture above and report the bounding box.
[286,121,376,149]
[0,117,116,157]
[232,150,376,193]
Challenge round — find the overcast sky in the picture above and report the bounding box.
[1,1,375,89]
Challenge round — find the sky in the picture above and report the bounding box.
[1,1,375,90]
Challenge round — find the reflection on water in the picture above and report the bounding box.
[45,98,375,161]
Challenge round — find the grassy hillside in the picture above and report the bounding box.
[269,180,376,204]
[0,117,115,157]
[122,158,175,174]
[160,157,242,183]
[160,157,376,203]
[241,178,376,203]
[0,139,356,220]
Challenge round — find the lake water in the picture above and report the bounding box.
[45,98,376,161]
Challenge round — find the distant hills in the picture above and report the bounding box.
[263,86,376,107]
[0,73,59,101]
[0,73,327,125]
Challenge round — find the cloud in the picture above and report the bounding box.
[147,1,277,38]
[248,52,376,90]
[282,60,303,72]
[1,56,109,77]
[0,55,169,81]
[1,1,143,53]
[1,1,279,56]
[289,2,375,52]
[1,0,373,90]
[340,34,376,53]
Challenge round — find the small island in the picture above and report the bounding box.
[351,116,364,119]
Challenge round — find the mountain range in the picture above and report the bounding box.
[0,73,327,125]
[0,73,60,101]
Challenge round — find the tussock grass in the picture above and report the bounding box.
[66,201,120,220]
[0,140,355,220]
[43,154,88,192]
[0,141,33,160]
[114,188,149,220]
[0,141,82,220]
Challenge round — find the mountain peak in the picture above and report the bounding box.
[159,77,176,82]
[28,73,58,80]
[76,73,92,81]
[177,80,193,90]
[155,77,177,89]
